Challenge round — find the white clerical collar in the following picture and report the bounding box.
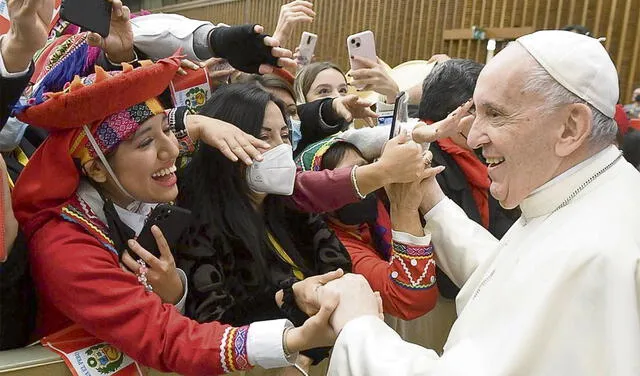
[519,145,622,220]
[77,180,157,236]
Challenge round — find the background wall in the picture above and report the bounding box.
[151,0,640,103]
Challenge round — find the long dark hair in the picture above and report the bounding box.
[177,84,311,280]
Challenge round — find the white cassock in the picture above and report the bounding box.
[328,146,640,375]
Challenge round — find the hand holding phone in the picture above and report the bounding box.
[296,31,317,66]
[130,204,192,261]
[124,224,185,304]
[60,0,111,38]
[389,92,409,139]
[62,0,136,64]
[347,30,377,75]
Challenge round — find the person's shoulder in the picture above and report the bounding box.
[552,201,640,262]
[29,213,118,266]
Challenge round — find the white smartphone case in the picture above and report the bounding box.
[297,32,318,66]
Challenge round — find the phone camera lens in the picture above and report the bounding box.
[351,39,356,44]
[356,42,361,47]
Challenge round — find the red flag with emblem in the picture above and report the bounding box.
[41,325,143,376]
[169,67,211,113]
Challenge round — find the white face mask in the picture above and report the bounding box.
[246,143,296,196]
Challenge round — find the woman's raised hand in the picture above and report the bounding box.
[122,225,184,304]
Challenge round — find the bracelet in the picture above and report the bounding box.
[351,165,366,200]
[168,106,189,135]
[105,50,139,67]
[282,326,293,358]
[168,107,196,153]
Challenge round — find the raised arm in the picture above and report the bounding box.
[130,13,295,74]
[292,132,429,213]
[0,0,53,127]
[419,175,499,287]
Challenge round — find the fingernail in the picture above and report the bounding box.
[245,158,253,165]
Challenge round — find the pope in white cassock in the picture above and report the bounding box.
[321,30,640,375]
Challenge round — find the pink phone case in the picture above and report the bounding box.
[347,31,377,71]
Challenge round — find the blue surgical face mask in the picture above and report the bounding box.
[0,116,28,152]
[291,118,302,151]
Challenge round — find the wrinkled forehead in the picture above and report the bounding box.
[474,44,538,108]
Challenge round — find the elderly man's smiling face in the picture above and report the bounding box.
[467,44,571,209]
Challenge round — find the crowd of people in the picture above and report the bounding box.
[0,0,638,375]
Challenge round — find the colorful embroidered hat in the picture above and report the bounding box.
[295,135,346,171]
[12,54,182,239]
[295,126,390,171]
[16,58,178,130]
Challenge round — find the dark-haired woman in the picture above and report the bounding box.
[176,84,352,373]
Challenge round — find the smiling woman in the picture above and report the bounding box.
[85,112,181,208]
[9,57,335,376]
[176,84,352,373]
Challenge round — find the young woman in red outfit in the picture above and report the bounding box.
[296,134,439,320]
[11,56,338,376]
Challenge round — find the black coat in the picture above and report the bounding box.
[430,142,520,299]
[0,63,33,129]
[295,98,349,156]
[0,63,38,350]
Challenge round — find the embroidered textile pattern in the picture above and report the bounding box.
[128,103,154,124]
[176,134,196,155]
[60,196,117,256]
[219,326,250,373]
[75,97,164,162]
[92,108,144,157]
[389,242,437,290]
[43,34,87,77]
[294,135,342,172]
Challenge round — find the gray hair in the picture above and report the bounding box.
[521,56,618,148]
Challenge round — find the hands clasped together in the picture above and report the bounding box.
[283,269,385,352]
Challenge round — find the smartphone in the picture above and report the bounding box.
[389,92,409,140]
[347,30,377,71]
[60,0,111,38]
[296,32,317,66]
[131,204,192,260]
